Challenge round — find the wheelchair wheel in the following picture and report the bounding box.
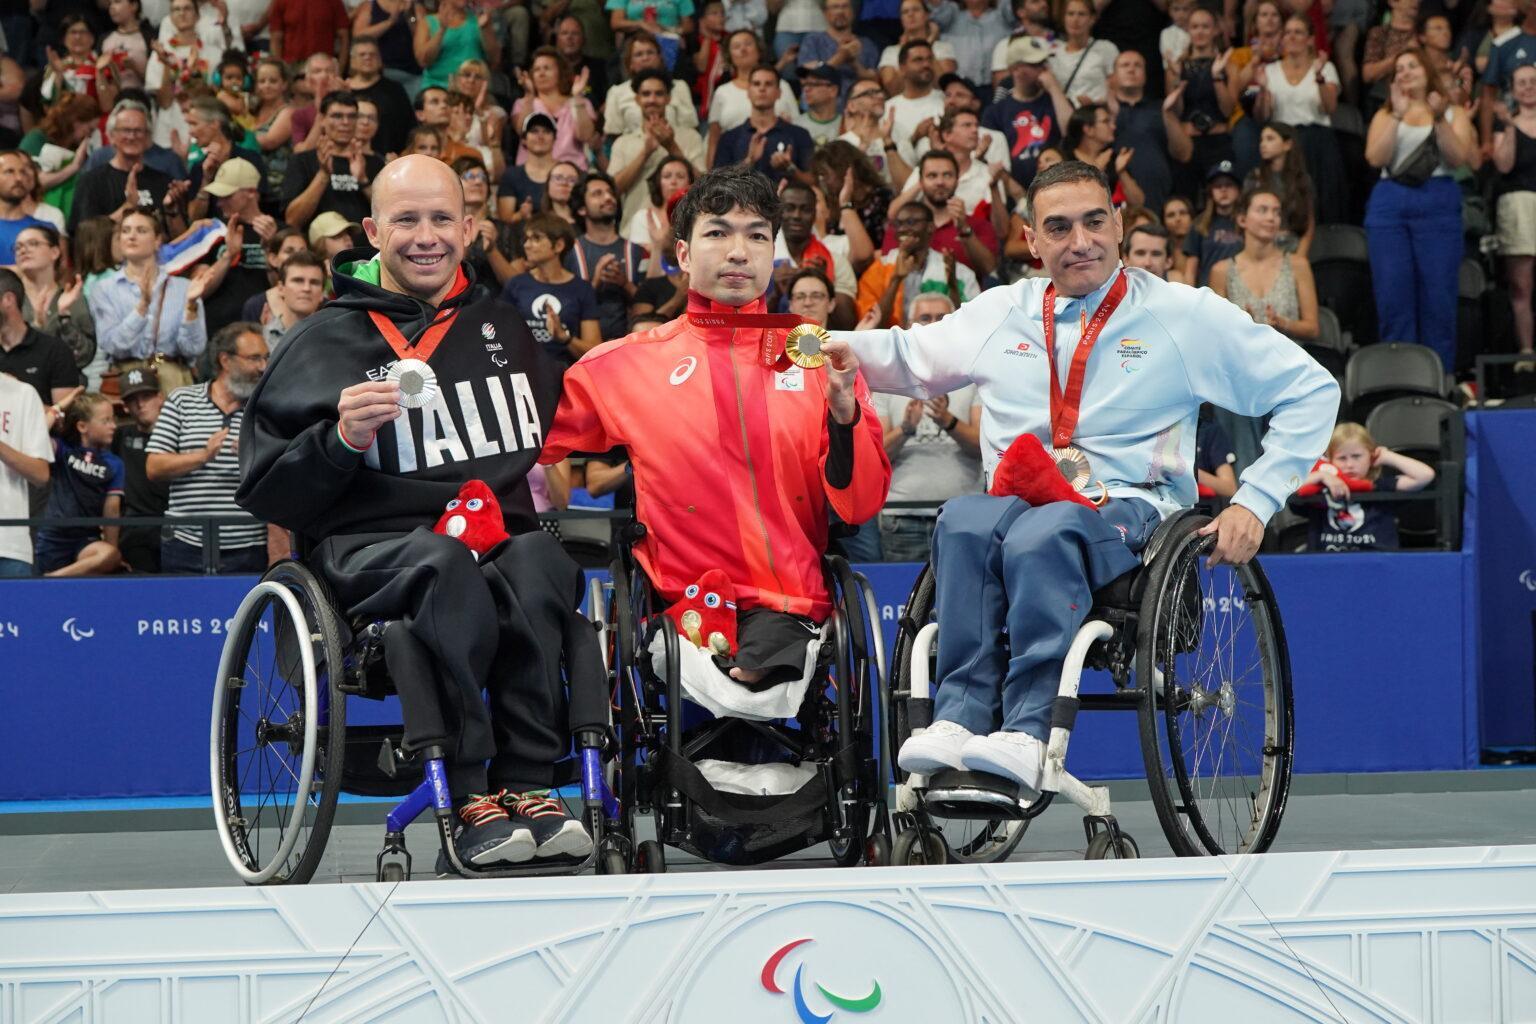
[827,607,873,868]
[892,828,948,866]
[210,561,347,885]
[1136,515,1293,857]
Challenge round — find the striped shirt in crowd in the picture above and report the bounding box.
[145,384,265,551]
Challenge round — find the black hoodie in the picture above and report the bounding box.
[236,248,562,542]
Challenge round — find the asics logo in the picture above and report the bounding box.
[670,356,698,385]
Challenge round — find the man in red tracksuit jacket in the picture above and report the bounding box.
[542,166,891,688]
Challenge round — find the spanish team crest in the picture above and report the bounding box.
[481,322,495,341]
[1117,338,1147,373]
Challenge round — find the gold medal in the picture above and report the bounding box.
[783,323,830,369]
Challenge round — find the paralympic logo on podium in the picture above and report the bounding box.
[760,938,882,1024]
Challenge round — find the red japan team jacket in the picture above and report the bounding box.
[541,293,891,620]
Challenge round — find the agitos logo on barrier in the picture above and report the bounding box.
[760,938,882,1023]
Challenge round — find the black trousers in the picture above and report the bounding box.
[314,527,607,796]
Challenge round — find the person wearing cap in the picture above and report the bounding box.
[110,364,170,573]
[497,112,557,222]
[308,210,362,260]
[988,0,1055,94]
[184,97,267,225]
[880,0,959,97]
[982,34,1073,188]
[835,160,1337,794]
[199,157,281,332]
[608,69,707,227]
[793,64,844,146]
[1183,159,1243,287]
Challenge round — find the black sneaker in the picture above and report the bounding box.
[434,792,536,876]
[503,791,594,859]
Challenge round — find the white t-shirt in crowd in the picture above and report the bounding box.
[0,374,53,566]
[707,78,801,133]
[885,89,947,164]
[1047,37,1119,102]
[775,0,827,34]
[879,39,958,71]
[774,230,856,297]
[872,385,984,507]
[1260,60,1340,127]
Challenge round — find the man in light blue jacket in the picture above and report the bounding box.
[826,160,1339,792]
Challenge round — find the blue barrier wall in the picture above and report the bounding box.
[0,551,1475,800]
[6,412,1530,802]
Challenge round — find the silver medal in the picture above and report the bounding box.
[388,358,439,409]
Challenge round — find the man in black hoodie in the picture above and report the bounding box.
[237,156,605,875]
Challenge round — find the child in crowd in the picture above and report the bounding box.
[1302,422,1436,552]
[34,393,125,577]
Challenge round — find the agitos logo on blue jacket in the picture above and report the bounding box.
[760,938,882,1023]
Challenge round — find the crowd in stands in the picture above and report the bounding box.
[0,0,1532,574]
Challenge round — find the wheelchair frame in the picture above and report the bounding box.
[210,559,622,885]
[888,510,1295,864]
[591,523,892,872]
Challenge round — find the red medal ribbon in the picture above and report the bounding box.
[367,268,469,363]
[687,309,812,369]
[1041,269,1128,449]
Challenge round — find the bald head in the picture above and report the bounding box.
[364,155,473,306]
[371,154,465,220]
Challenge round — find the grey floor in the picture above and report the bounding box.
[4,780,1534,893]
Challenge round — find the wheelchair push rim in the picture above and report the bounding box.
[210,564,345,884]
[1137,520,1293,857]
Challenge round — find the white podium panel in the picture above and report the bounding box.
[3,846,1535,1023]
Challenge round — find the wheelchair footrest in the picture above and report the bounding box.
[922,769,1027,820]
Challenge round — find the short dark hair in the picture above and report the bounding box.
[787,266,832,299]
[671,165,781,243]
[413,87,447,112]
[1125,221,1169,248]
[524,212,577,256]
[918,149,959,175]
[1025,159,1114,224]
[898,39,933,63]
[281,250,324,281]
[575,170,618,221]
[210,321,261,373]
[0,268,23,309]
[630,67,672,94]
[894,199,934,223]
[320,89,359,115]
[748,62,780,83]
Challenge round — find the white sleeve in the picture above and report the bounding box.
[1153,286,1341,524]
[146,54,164,91]
[18,388,53,461]
[879,44,898,69]
[835,284,1013,397]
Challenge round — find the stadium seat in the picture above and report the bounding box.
[1310,224,1377,347]
[1344,342,1447,421]
[1364,395,1464,548]
[1304,306,1350,380]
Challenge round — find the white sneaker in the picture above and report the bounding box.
[961,731,1045,794]
[898,720,974,774]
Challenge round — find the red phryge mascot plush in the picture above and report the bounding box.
[432,480,509,560]
[665,569,740,657]
[988,433,1100,510]
[1294,458,1374,497]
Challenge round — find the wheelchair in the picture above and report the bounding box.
[591,523,892,872]
[209,557,621,885]
[888,510,1294,864]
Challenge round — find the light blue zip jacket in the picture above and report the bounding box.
[835,266,1341,524]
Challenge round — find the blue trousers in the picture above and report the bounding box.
[931,494,1161,740]
[1364,176,1463,371]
